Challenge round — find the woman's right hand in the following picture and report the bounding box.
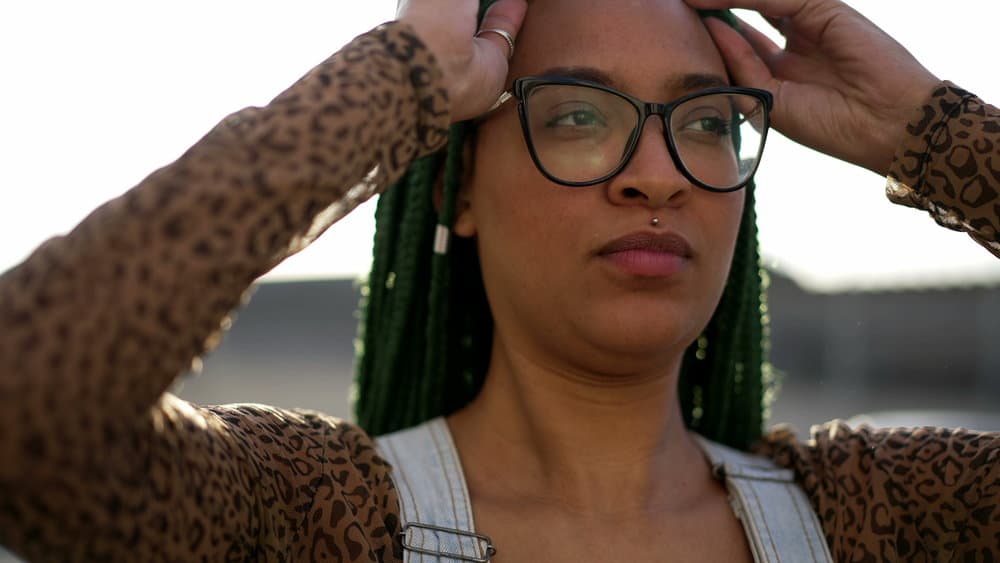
[397,0,528,123]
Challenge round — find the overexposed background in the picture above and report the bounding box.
[1,1,999,290]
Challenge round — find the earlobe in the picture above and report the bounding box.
[452,194,477,237]
[451,130,479,238]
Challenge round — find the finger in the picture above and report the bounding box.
[763,15,789,37]
[689,0,859,45]
[683,0,809,19]
[732,15,783,62]
[731,14,827,82]
[477,0,528,61]
[451,0,527,120]
[733,14,843,91]
[704,17,780,92]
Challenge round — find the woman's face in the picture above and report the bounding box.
[455,0,745,376]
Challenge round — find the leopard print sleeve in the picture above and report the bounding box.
[887,81,1000,257]
[756,422,1000,561]
[0,20,446,562]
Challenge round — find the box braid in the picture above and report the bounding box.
[355,4,775,450]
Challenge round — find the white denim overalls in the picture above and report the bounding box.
[376,418,833,563]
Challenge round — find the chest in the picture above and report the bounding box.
[468,497,754,563]
[380,419,831,563]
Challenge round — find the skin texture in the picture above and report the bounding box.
[457,0,744,375]
[446,0,752,560]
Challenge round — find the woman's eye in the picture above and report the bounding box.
[545,109,606,129]
[682,116,731,136]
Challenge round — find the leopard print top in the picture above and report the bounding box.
[0,21,997,563]
[886,81,1000,258]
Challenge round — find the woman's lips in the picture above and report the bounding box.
[597,232,692,278]
[603,248,688,277]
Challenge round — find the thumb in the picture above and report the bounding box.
[454,0,527,120]
[477,0,528,63]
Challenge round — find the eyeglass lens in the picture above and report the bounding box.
[523,84,767,190]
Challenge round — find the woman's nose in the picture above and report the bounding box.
[606,118,692,209]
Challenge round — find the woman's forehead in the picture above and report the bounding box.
[510,0,725,93]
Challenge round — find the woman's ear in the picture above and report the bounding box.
[431,160,478,237]
[452,187,477,237]
[447,129,479,238]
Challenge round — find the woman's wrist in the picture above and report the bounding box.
[377,20,452,154]
[886,81,973,195]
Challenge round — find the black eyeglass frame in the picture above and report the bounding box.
[510,76,775,192]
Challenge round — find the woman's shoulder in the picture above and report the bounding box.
[201,401,392,477]
[197,401,403,560]
[754,420,1000,558]
[757,419,1000,471]
[170,399,398,512]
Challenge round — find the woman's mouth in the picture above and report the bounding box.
[597,231,693,278]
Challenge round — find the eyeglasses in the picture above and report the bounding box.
[504,77,774,192]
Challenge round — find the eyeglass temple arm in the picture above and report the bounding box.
[470,91,514,125]
[490,91,513,112]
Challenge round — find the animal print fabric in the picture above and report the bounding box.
[887,81,1000,257]
[757,423,999,560]
[0,19,997,563]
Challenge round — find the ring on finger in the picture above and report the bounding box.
[475,28,515,60]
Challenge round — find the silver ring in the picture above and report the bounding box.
[475,28,515,60]
[651,217,660,227]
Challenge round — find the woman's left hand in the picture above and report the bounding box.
[684,0,939,176]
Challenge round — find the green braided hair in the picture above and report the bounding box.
[354,3,775,451]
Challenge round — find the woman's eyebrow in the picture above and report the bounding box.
[533,67,730,93]
[536,66,616,85]
[672,73,730,92]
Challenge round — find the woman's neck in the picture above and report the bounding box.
[447,333,712,517]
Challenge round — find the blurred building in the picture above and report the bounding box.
[765,272,1000,431]
[174,273,1000,433]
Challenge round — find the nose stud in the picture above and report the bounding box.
[651,217,660,227]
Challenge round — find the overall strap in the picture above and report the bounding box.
[694,436,833,563]
[376,418,496,563]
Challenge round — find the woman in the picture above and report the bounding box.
[0,0,996,562]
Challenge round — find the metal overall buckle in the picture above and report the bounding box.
[400,522,497,562]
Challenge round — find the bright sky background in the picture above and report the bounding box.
[2,1,999,292]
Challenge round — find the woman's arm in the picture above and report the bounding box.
[0,0,529,554]
[886,84,1000,257]
[758,423,1000,559]
[0,20,448,562]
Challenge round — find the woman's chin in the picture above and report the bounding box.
[582,302,706,349]
[567,321,700,375]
